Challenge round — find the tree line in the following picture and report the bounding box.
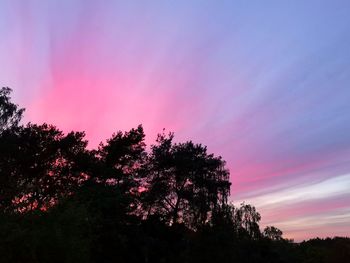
[0,87,349,263]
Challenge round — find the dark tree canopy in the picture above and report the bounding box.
[263,226,283,241]
[142,132,231,228]
[0,123,89,213]
[95,125,146,188]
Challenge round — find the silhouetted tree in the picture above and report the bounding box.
[0,123,90,213]
[263,226,283,241]
[234,203,262,239]
[142,131,231,228]
[95,125,146,185]
[0,87,24,134]
[93,125,147,219]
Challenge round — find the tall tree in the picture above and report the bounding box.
[142,132,231,228]
[94,125,147,216]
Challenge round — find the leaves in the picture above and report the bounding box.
[0,87,24,134]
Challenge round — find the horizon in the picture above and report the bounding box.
[1,0,350,241]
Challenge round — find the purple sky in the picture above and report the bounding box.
[1,0,350,241]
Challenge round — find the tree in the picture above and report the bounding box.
[263,226,283,241]
[0,87,24,133]
[142,131,231,228]
[95,125,146,187]
[234,203,261,239]
[0,123,90,213]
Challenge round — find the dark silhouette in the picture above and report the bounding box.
[141,131,230,228]
[0,87,24,133]
[0,87,349,262]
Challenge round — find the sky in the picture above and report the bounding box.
[0,0,350,241]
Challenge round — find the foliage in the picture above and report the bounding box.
[0,123,90,213]
[0,87,24,134]
[141,131,230,228]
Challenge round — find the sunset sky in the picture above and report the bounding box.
[1,0,350,241]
